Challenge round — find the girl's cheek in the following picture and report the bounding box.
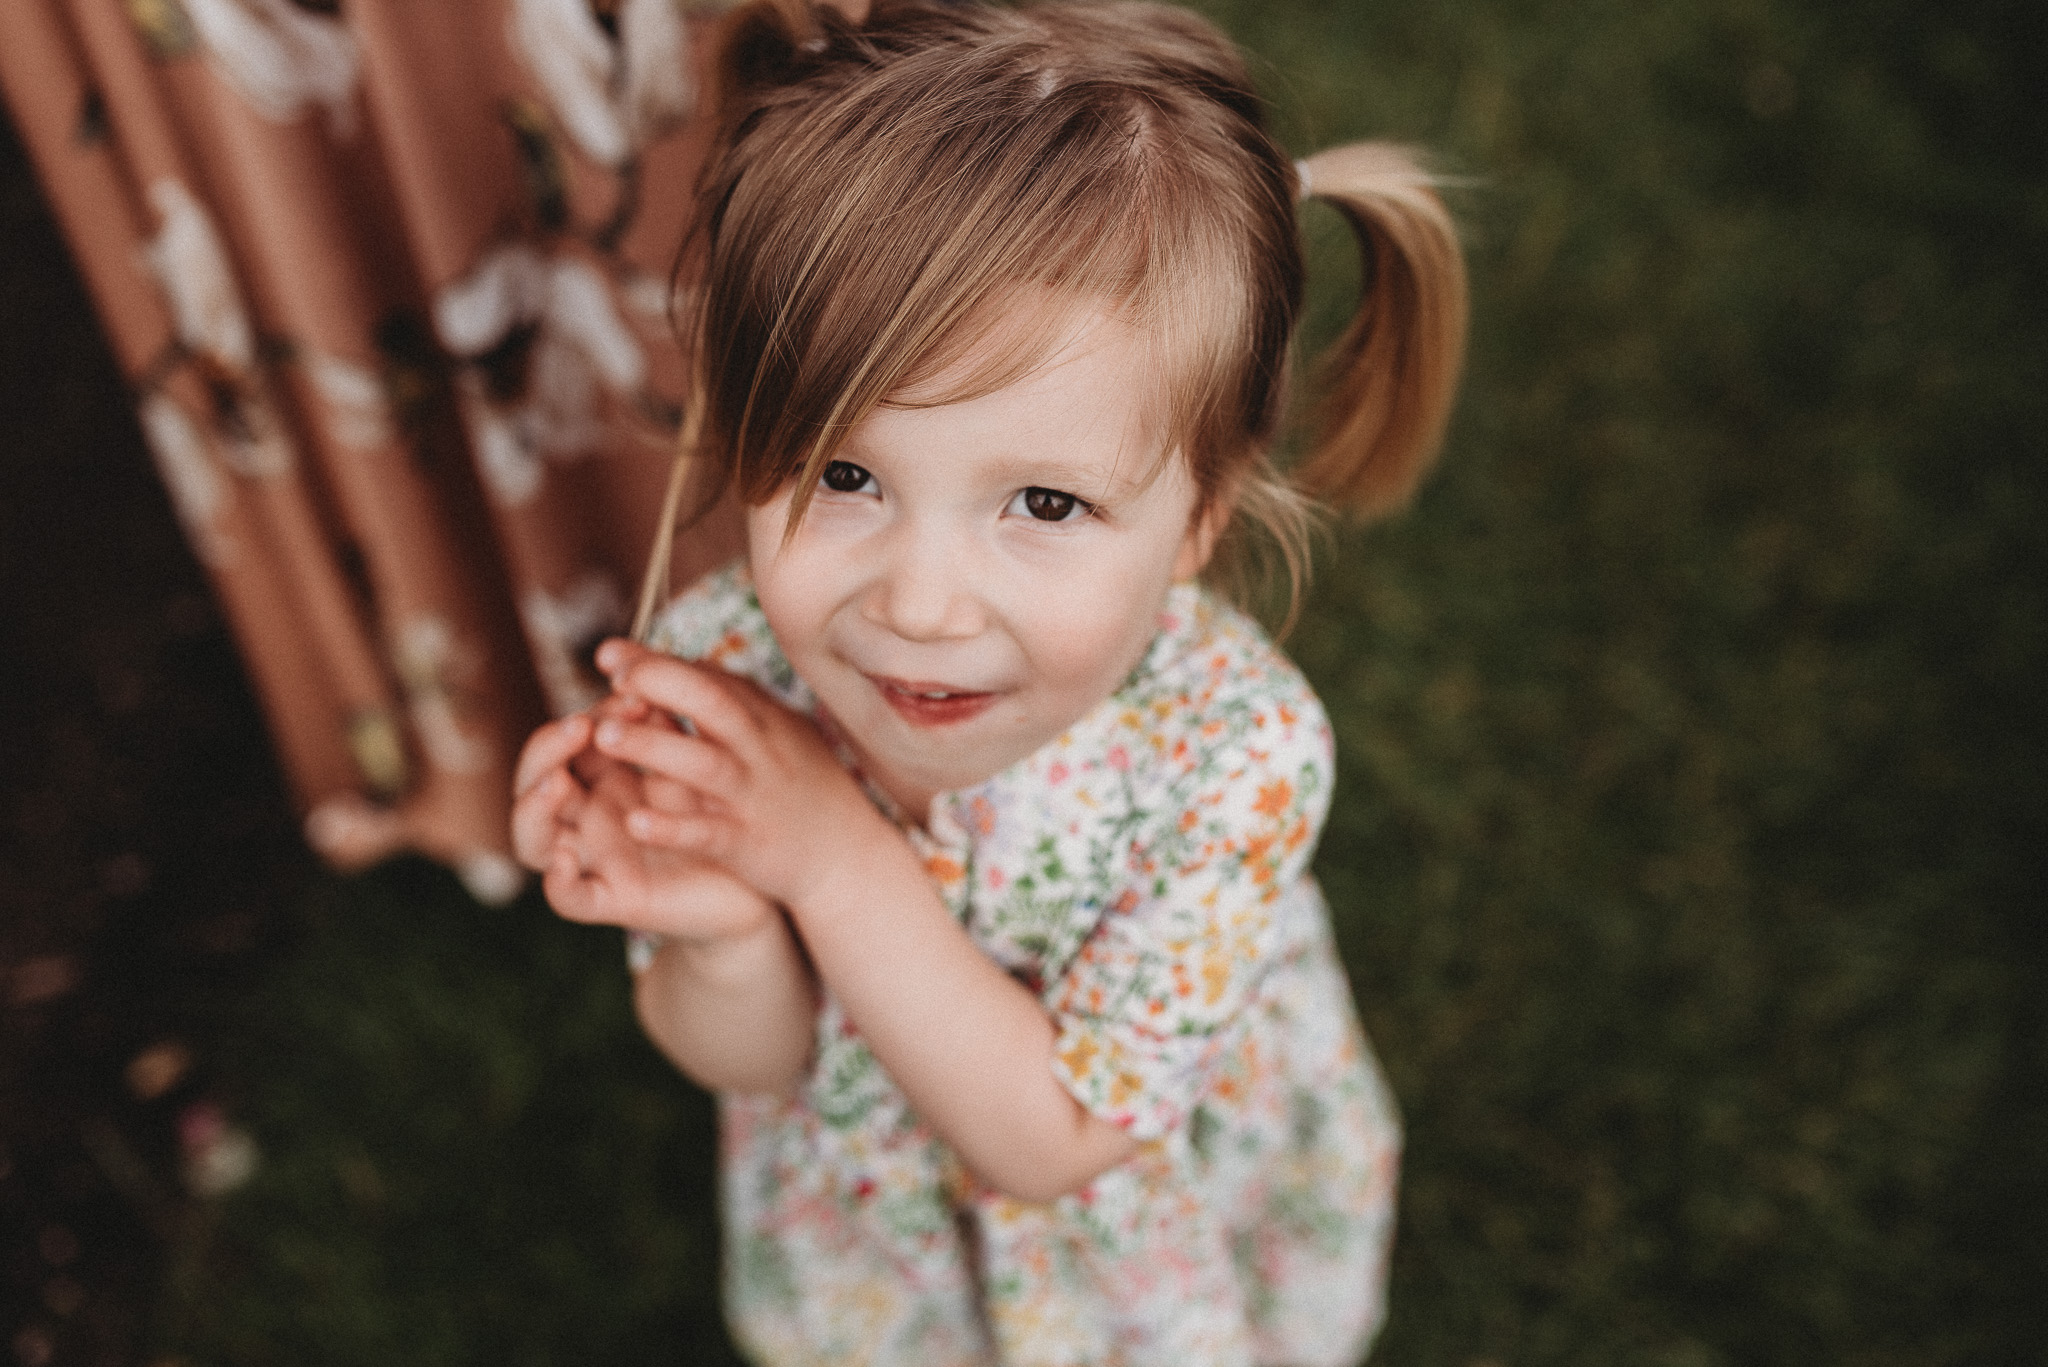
[1013,579,1161,686]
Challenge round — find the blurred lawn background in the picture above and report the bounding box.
[7,0,2040,1362]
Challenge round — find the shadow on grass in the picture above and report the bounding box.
[159,861,744,1367]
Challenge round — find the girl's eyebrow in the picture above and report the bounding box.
[983,438,1173,498]
[839,424,1171,500]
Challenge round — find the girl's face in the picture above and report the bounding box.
[746,304,1220,820]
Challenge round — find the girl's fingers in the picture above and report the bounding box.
[606,652,762,744]
[511,768,578,870]
[513,713,593,798]
[593,636,651,678]
[548,808,645,925]
[587,691,652,724]
[541,845,604,922]
[585,755,645,810]
[593,717,742,792]
[548,860,638,929]
[638,771,701,816]
[624,805,727,856]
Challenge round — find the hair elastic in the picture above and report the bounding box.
[1295,158,1314,201]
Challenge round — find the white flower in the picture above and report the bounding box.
[457,382,545,505]
[141,179,254,373]
[546,256,646,391]
[183,0,361,137]
[140,180,296,478]
[522,572,626,715]
[393,615,492,776]
[511,0,693,168]
[303,350,396,451]
[137,395,235,566]
[434,244,552,357]
[436,245,647,506]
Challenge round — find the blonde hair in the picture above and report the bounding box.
[634,0,1466,639]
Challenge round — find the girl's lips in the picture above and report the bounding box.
[868,675,999,726]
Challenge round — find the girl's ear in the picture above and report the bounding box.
[1172,492,1234,582]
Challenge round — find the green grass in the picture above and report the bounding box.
[158,0,2045,1362]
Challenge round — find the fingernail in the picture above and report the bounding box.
[626,810,653,839]
[596,720,622,747]
[595,640,621,672]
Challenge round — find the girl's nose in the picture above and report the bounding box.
[862,530,985,642]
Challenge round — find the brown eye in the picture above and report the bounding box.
[821,460,874,494]
[1019,487,1084,522]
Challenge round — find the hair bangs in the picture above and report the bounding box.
[691,14,1282,529]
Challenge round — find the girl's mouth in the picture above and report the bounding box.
[868,676,999,726]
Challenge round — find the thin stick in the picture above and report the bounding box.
[630,398,704,643]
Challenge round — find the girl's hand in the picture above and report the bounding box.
[511,710,597,874]
[512,692,665,872]
[512,700,781,944]
[591,639,892,909]
[547,771,780,944]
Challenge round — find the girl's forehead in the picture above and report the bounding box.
[862,311,1180,491]
[885,289,1177,437]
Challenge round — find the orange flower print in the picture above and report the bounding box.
[1243,832,1277,881]
[1059,1033,1099,1077]
[969,794,997,836]
[1253,778,1294,818]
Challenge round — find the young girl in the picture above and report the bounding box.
[511,1,1464,1362]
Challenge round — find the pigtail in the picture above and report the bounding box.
[1294,143,1467,519]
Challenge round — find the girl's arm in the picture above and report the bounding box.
[792,823,1140,1202]
[512,705,817,1096]
[596,643,1136,1202]
[632,912,816,1096]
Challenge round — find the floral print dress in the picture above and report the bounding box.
[645,562,1401,1367]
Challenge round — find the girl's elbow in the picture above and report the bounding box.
[631,972,811,1095]
[678,1053,808,1099]
[974,1126,1138,1204]
[987,1167,1091,1205]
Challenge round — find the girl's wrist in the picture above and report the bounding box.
[779,808,930,939]
[659,912,799,988]
[769,781,910,913]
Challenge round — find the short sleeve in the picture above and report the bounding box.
[643,560,811,709]
[1045,694,1333,1141]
